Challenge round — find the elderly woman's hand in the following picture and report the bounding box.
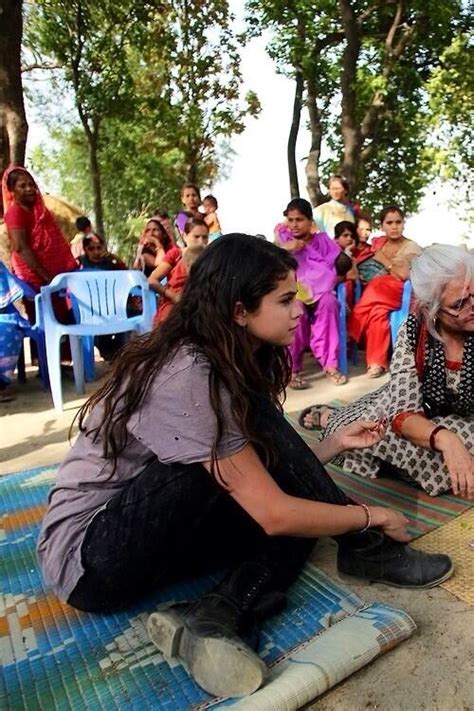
[436,430,474,500]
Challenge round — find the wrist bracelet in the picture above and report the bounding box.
[359,503,372,533]
[429,425,448,451]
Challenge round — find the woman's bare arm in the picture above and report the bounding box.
[9,227,51,283]
[203,443,409,540]
[148,261,173,294]
[400,414,473,499]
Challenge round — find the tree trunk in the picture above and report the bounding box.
[305,77,325,206]
[338,0,362,195]
[287,72,303,198]
[0,0,28,199]
[87,130,104,237]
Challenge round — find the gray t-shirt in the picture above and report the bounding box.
[37,348,247,601]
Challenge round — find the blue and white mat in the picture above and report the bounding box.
[1,465,415,710]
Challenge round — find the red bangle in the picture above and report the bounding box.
[429,425,448,452]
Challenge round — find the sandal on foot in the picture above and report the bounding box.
[367,365,386,379]
[324,369,347,386]
[0,391,15,402]
[288,375,310,390]
[298,404,335,430]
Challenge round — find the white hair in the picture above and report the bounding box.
[410,244,474,339]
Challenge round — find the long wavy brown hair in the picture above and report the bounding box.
[76,234,297,479]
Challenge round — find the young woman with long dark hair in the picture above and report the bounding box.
[37,235,452,699]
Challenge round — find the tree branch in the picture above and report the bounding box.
[21,62,63,73]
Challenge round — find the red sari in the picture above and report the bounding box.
[348,235,421,369]
[2,166,77,290]
[2,167,78,355]
[348,274,404,369]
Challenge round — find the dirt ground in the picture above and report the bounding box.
[1,357,473,711]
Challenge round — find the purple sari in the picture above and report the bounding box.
[275,224,339,304]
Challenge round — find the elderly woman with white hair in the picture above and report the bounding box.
[300,244,474,499]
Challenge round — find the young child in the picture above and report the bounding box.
[79,234,126,271]
[202,194,222,241]
[37,235,452,699]
[334,221,359,283]
[148,217,208,324]
[70,216,93,259]
[334,220,357,254]
[352,213,373,260]
[78,234,128,360]
[174,183,202,239]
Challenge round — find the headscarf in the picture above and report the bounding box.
[406,313,474,419]
[2,166,77,289]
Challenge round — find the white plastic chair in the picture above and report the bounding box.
[40,270,156,411]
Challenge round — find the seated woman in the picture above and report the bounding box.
[148,217,207,325]
[37,235,451,699]
[349,205,421,378]
[150,210,176,245]
[134,218,180,277]
[300,245,474,500]
[275,198,347,387]
[2,167,77,350]
[78,234,126,271]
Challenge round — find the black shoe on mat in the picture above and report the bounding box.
[337,530,454,589]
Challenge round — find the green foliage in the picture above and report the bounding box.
[427,34,473,188]
[24,0,260,245]
[246,0,470,216]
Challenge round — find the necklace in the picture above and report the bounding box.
[381,238,406,260]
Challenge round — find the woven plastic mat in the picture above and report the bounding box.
[0,464,416,710]
[413,508,474,606]
[285,410,473,538]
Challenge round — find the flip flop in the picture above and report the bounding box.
[289,375,310,390]
[367,365,386,379]
[298,404,336,430]
[324,369,348,386]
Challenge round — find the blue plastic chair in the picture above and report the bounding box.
[337,280,362,375]
[389,280,412,348]
[40,270,157,411]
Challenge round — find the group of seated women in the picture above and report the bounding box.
[2,164,473,701]
[272,172,421,388]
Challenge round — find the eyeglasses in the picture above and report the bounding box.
[440,293,474,319]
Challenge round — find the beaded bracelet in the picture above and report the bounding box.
[359,503,372,533]
[429,425,448,451]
